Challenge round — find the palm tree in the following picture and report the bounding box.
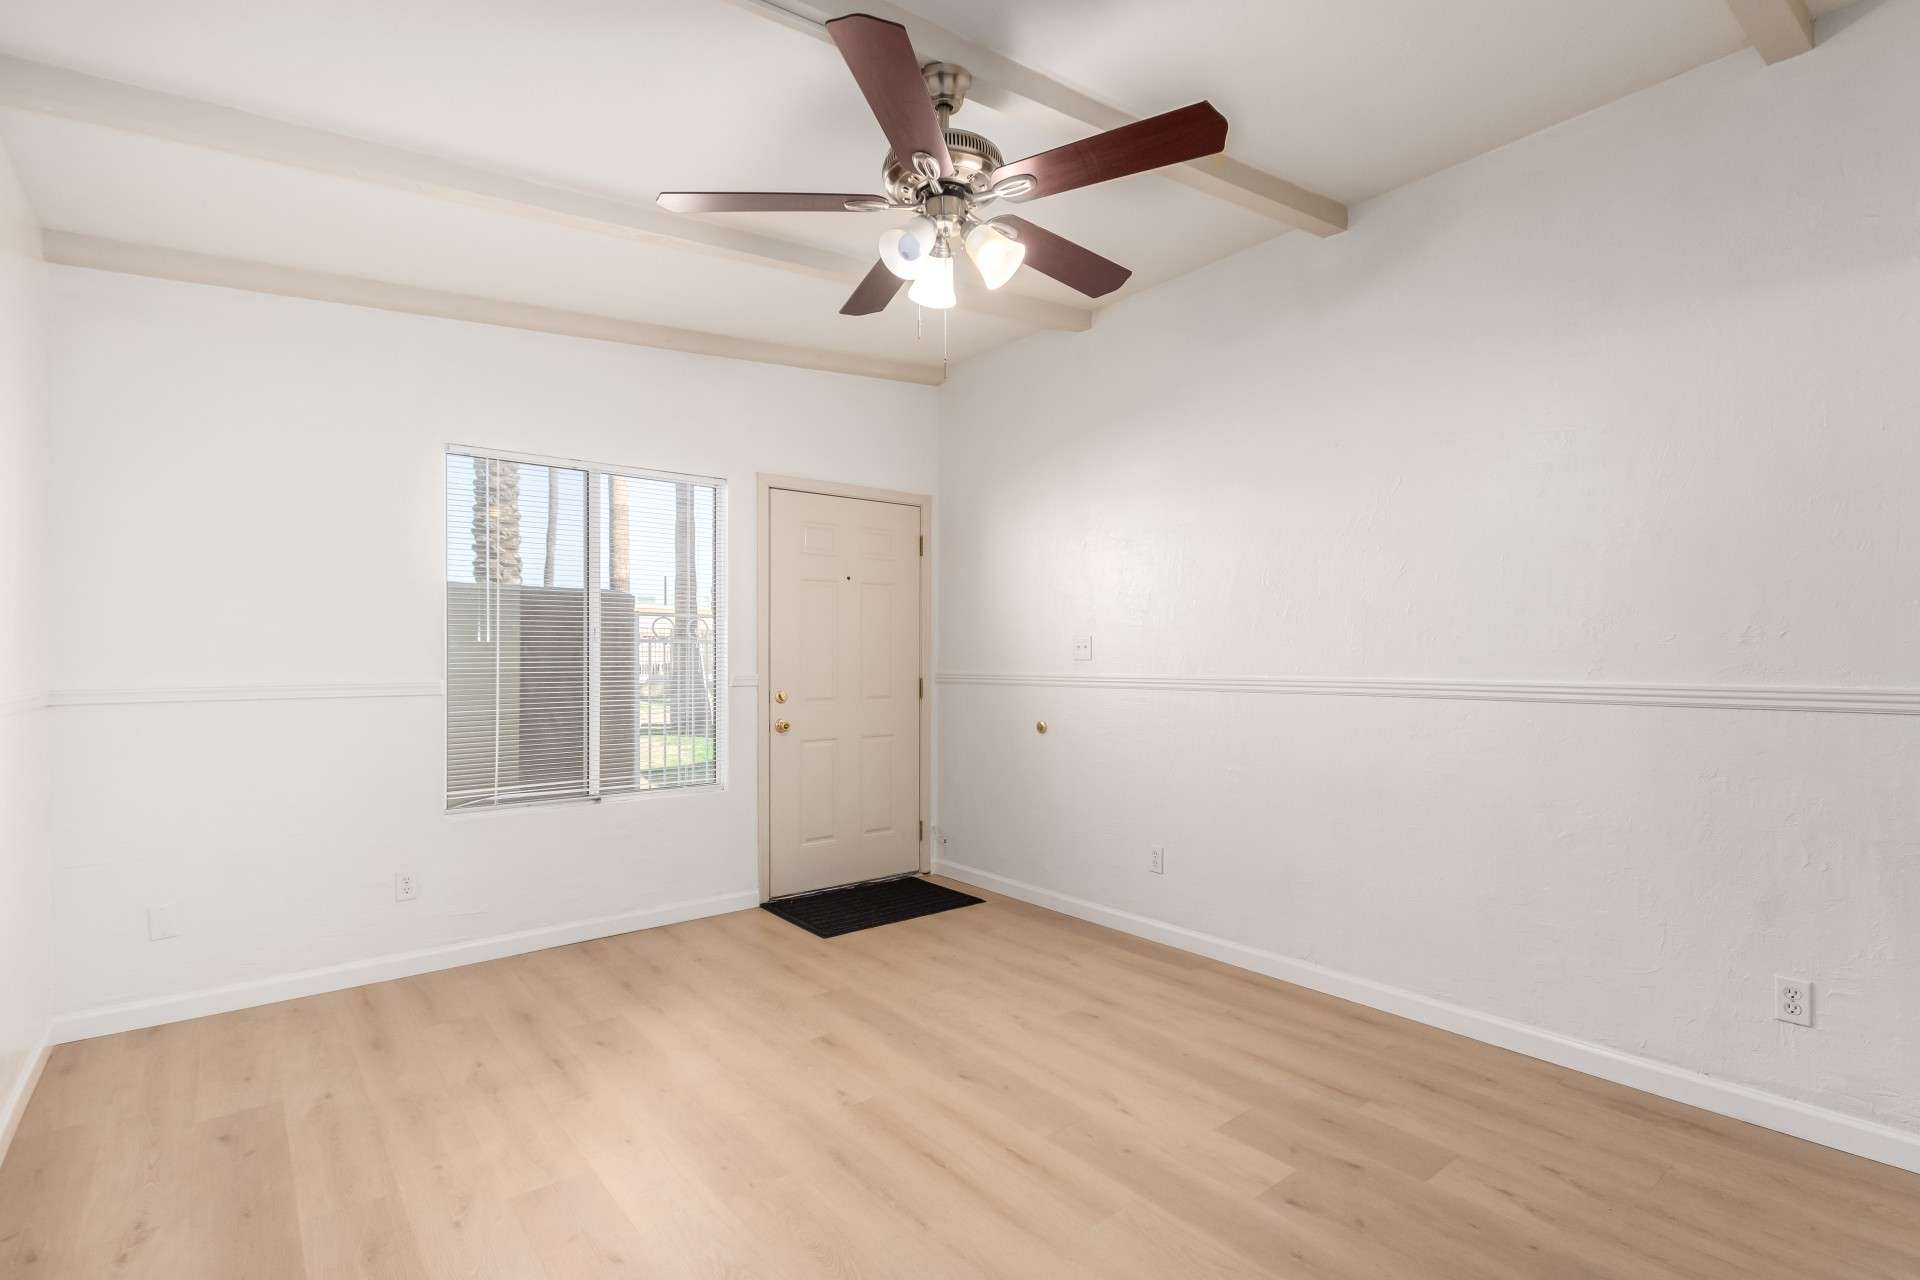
[470,459,522,585]
[542,466,560,587]
[465,458,524,788]
[607,475,631,593]
[601,475,637,785]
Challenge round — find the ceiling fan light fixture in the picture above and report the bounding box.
[660,17,1216,317]
[964,221,1025,290]
[878,215,939,279]
[907,250,957,310]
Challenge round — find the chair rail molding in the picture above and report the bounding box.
[935,671,1920,716]
[48,681,443,708]
[0,690,47,718]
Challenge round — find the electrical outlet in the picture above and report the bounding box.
[1775,976,1813,1026]
[1072,635,1093,662]
[395,872,419,903]
[1149,846,1165,875]
[147,903,181,941]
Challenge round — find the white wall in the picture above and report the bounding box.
[45,269,936,1031]
[0,138,50,1143]
[936,0,1920,1148]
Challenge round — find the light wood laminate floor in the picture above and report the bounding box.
[3,878,1917,1278]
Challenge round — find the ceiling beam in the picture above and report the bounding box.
[44,231,947,385]
[1723,0,1816,62]
[0,54,1090,334]
[721,0,1349,236]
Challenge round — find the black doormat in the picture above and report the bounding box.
[762,875,982,939]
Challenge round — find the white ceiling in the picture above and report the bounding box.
[0,0,1856,380]
[894,0,1851,204]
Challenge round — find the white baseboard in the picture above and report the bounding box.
[0,1030,52,1164]
[936,859,1920,1176]
[51,889,759,1043]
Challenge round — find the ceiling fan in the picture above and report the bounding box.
[657,12,1229,316]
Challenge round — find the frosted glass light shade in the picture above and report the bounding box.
[907,254,957,309]
[879,216,938,280]
[965,222,1026,290]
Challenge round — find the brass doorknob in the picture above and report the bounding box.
[774,690,788,704]
[774,719,791,734]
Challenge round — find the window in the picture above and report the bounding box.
[445,449,724,810]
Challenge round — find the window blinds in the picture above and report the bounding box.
[446,454,590,808]
[445,450,725,811]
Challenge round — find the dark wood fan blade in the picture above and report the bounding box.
[991,102,1227,201]
[840,259,906,316]
[990,216,1131,298]
[656,192,890,213]
[825,14,952,178]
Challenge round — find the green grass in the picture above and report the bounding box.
[629,734,715,773]
[601,740,715,790]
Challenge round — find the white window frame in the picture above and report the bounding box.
[443,442,728,814]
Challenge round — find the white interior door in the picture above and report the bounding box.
[768,488,922,897]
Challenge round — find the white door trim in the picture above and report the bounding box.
[756,474,932,902]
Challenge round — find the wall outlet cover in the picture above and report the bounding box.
[1775,976,1813,1026]
[1150,845,1165,875]
[395,872,419,902]
[1072,635,1093,662]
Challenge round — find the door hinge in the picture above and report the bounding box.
[919,535,925,556]
[920,820,925,842]
[918,676,924,699]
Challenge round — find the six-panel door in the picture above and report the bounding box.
[768,488,922,897]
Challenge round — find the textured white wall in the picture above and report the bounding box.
[0,138,50,1136]
[45,268,936,1026]
[936,1,1919,1136]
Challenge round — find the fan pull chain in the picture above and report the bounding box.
[915,305,923,343]
[942,307,949,376]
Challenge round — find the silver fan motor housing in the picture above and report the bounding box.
[883,127,1005,205]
